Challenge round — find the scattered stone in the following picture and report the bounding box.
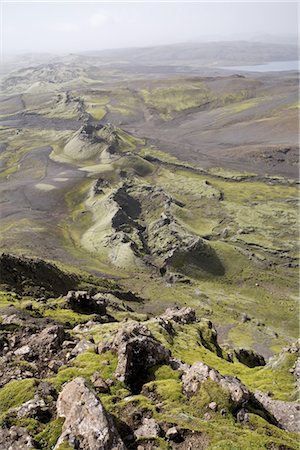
[62,340,77,349]
[2,314,24,326]
[282,340,300,354]
[6,325,69,380]
[13,396,50,421]
[71,340,96,357]
[165,272,191,284]
[37,381,57,399]
[90,372,110,393]
[14,345,32,357]
[0,426,36,449]
[165,426,180,441]
[30,325,66,354]
[208,401,217,411]
[221,228,229,238]
[236,407,249,424]
[134,418,161,439]
[204,412,212,421]
[54,377,126,450]
[73,320,99,333]
[169,357,190,372]
[241,313,251,323]
[48,360,63,373]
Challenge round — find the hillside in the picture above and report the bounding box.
[0,42,299,449]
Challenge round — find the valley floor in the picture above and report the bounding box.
[0,56,298,449]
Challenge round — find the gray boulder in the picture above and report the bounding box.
[134,418,161,439]
[54,377,125,450]
[182,361,249,406]
[158,307,196,324]
[71,340,96,357]
[254,391,300,432]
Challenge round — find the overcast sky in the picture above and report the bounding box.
[2,1,298,54]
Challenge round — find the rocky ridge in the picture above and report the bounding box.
[84,179,225,278]
[0,279,298,450]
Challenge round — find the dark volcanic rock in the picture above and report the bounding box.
[0,253,77,297]
[66,290,107,315]
[234,348,266,368]
[0,325,72,383]
[110,322,171,393]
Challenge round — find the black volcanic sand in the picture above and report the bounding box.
[0,146,85,218]
[0,71,298,178]
[0,112,81,130]
[119,72,299,179]
[0,146,92,268]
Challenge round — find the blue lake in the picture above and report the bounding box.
[221,60,299,72]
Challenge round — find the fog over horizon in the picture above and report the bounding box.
[2,1,298,56]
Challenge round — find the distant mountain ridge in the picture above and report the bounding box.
[79,40,298,67]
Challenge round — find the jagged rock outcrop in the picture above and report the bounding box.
[150,307,196,337]
[103,322,170,393]
[197,319,225,358]
[0,325,73,382]
[253,391,300,432]
[182,361,250,406]
[158,307,196,324]
[54,377,126,450]
[86,181,224,275]
[148,214,209,262]
[12,325,66,363]
[282,341,300,393]
[292,357,300,392]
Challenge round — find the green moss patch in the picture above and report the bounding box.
[0,379,36,419]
